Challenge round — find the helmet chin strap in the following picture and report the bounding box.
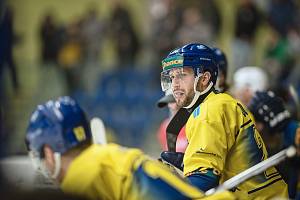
[51,152,61,180]
[184,74,213,109]
[30,151,61,182]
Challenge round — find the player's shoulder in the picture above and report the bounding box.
[206,91,238,106]
[203,92,245,116]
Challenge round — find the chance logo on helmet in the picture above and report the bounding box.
[162,55,184,70]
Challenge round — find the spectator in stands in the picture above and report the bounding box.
[0,5,19,93]
[232,0,262,72]
[110,1,140,68]
[176,7,212,46]
[39,12,59,65]
[267,0,298,37]
[81,8,106,65]
[57,20,83,94]
[264,27,296,89]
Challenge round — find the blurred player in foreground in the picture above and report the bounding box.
[160,43,288,199]
[249,90,300,199]
[25,96,235,200]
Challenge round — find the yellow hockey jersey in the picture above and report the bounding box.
[184,92,288,199]
[61,143,237,200]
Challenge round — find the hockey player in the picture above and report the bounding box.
[157,47,228,152]
[25,96,235,200]
[157,47,228,153]
[248,90,299,152]
[232,66,268,106]
[212,47,229,93]
[248,90,300,199]
[160,43,288,199]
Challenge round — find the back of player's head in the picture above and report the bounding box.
[233,66,268,93]
[25,96,92,157]
[248,91,291,134]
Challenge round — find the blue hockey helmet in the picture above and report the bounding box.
[212,47,227,75]
[25,96,92,157]
[161,43,218,92]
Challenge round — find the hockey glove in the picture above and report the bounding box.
[160,151,184,171]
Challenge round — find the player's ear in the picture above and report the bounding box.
[201,71,211,86]
[43,145,55,171]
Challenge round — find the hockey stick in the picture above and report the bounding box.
[90,117,107,144]
[166,89,212,152]
[205,146,297,195]
[166,108,190,152]
[288,84,300,120]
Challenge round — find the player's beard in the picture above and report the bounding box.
[175,88,195,107]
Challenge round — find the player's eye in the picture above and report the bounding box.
[179,73,187,78]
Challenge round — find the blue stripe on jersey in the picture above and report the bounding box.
[238,125,268,183]
[132,165,194,200]
[243,125,264,165]
[193,106,200,118]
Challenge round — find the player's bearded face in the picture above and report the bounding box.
[170,67,195,107]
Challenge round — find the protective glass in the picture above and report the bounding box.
[161,55,185,92]
[161,67,189,92]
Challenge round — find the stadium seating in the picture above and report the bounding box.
[74,68,166,147]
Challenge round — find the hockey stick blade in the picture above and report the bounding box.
[90,117,107,144]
